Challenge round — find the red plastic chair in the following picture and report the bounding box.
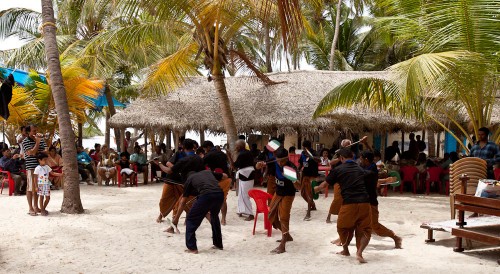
[248,189,273,237]
[0,168,15,196]
[116,165,138,187]
[399,166,419,194]
[425,167,443,195]
[494,168,500,181]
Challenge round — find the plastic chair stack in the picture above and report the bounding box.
[449,157,486,218]
[248,189,273,237]
[399,165,419,194]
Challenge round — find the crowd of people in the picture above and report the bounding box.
[4,123,499,263]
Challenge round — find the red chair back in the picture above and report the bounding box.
[248,189,273,214]
[400,166,418,181]
[427,167,443,181]
[495,168,500,181]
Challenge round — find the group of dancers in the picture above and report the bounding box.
[154,137,401,263]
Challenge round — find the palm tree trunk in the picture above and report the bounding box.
[105,110,110,147]
[104,83,121,151]
[212,75,238,150]
[427,130,435,156]
[41,0,83,213]
[77,122,83,146]
[329,0,342,70]
[264,22,272,73]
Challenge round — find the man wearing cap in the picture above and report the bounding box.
[315,148,372,263]
[257,148,300,254]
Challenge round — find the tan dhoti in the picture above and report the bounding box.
[337,203,372,247]
[329,184,343,215]
[300,175,315,208]
[268,195,295,234]
[266,175,276,196]
[370,205,395,238]
[159,184,183,217]
[218,177,232,201]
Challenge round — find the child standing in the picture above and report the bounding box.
[34,153,62,216]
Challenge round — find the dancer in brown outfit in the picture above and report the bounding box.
[257,148,300,254]
[315,148,372,263]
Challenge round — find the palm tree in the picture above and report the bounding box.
[328,0,371,70]
[314,0,500,151]
[93,0,304,149]
[41,0,83,213]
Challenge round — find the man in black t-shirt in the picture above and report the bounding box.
[360,151,402,249]
[172,170,224,254]
[315,148,371,263]
[298,140,319,221]
[257,148,300,254]
[203,140,231,225]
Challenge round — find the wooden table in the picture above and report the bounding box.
[452,175,500,251]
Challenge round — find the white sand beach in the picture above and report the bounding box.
[1,183,498,273]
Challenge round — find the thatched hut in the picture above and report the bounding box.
[109,71,421,141]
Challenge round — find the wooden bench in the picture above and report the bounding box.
[452,175,500,252]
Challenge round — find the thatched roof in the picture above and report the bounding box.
[109,70,423,134]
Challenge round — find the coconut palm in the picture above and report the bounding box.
[314,0,500,151]
[92,0,304,149]
[41,0,84,213]
[328,0,372,70]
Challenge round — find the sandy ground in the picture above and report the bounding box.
[1,180,499,274]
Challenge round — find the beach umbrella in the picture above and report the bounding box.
[88,93,126,111]
[1,67,47,86]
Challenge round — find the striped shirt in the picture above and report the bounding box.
[22,137,47,170]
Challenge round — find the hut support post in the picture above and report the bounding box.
[436,132,441,158]
[166,129,172,149]
[401,131,405,153]
[144,128,148,159]
[427,130,435,156]
[200,128,205,144]
[120,128,125,153]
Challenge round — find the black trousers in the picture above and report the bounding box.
[185,191,224,251]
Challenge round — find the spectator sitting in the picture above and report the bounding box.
[320,148,331,166]
[130,146,148,185]
[77,145,96,185]
[116,152,136,186]
[0,148,27,195]
[47,146,63,190]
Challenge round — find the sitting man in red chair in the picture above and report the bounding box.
[130,146,148,185]
[0,148,27,195]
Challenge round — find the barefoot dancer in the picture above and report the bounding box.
[173,170,225,254]
[360,151,402,249]
[315,149,372,263]
[202,141,231,225]
[232,140,255,221]
[155,139,197,224]
[298,140,319,221]
[257,148,300,254]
